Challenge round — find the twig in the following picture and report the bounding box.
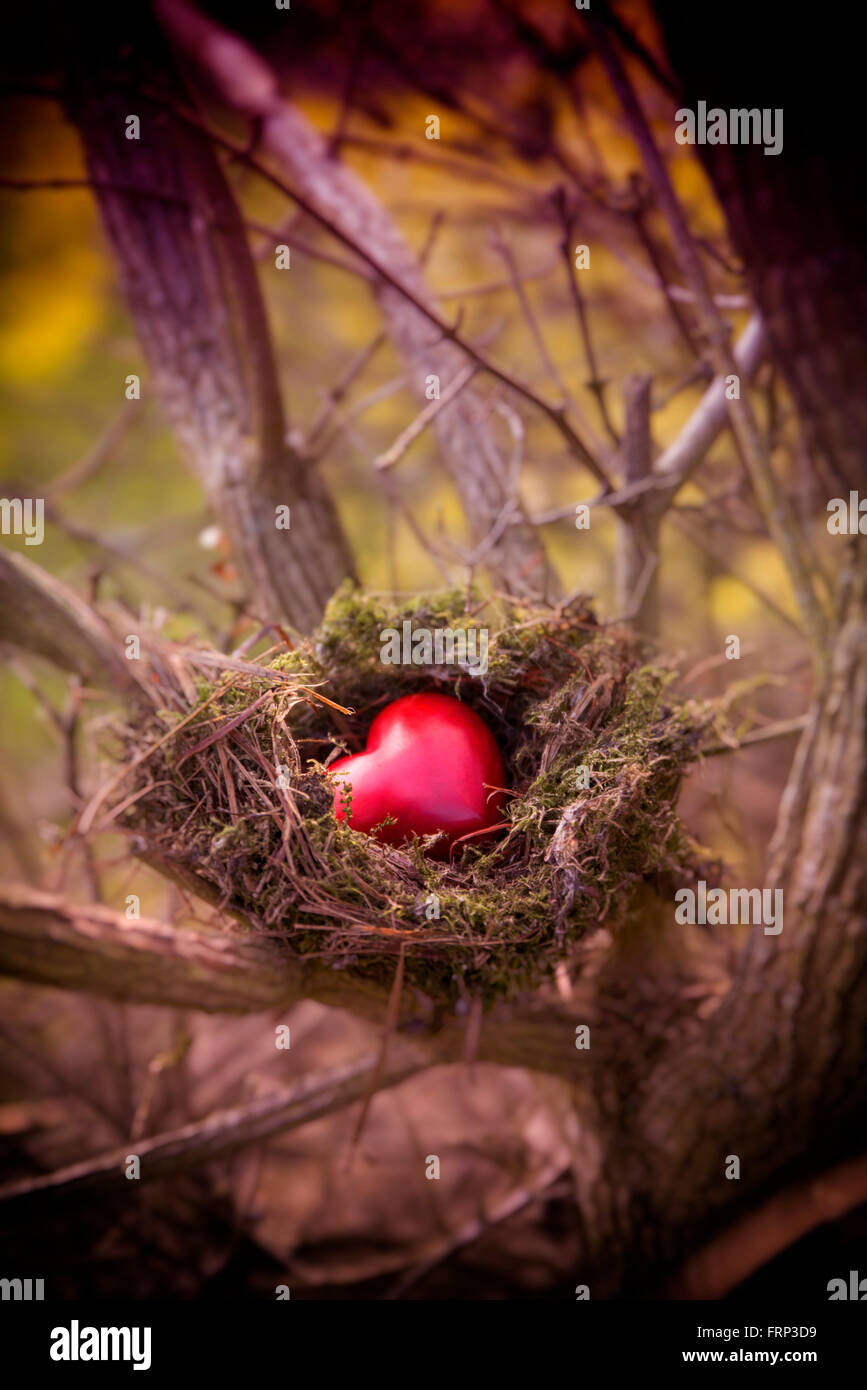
[337,133,536,198]
[435,257,558,300]
[326,13,368,159]
[702,715,810,757]
[490,223,571,406]
[385,1157,571,1299]
[143,77,610,488]
[669,511,804,637]
[45,402,141,498]
[375,364,478,470]
[629,202,702,357]
[348,943,407,1152]
[304,332,386,451]
[552,187,620,446]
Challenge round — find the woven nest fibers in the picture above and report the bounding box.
[117,587,715,1005]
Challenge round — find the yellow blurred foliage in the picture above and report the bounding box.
[0,244,106,383]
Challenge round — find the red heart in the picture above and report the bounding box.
[331,692,506,858]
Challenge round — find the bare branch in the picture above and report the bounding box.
[614,374,658,634]
[552,187,620,446]
[0,883,299,1013]
[0,549,153,706]
[702,714,811,758]
[653,314,765,499]
[44,402,141,498]
[0,1051,429,1208]
[585,13,831,661]
[374,364,478,471]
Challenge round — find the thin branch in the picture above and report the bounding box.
[702,715,811,758]
[45,402,141,498]
[585,12,831,661]
[385,1156,571,1299]
[552,186,620,446]
[490,223,571,406]
[669,510,805,637]
[154,0,611,495]
[435,257,558,301]
[628,200,702,357]
[303,331,387,452]
[0,1052,429,1209]
[374,364,478,471]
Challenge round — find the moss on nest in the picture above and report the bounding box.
[121,585,716,1006]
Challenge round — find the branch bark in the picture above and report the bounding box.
[0,883,389,1019]
[0,882,596,1081]
[652,313,765,502]
[0,549,153,706]
[66,14,356,633]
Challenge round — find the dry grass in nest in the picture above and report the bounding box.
[112,586,717,1005]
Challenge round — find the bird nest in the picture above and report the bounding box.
[118,586,715,1005]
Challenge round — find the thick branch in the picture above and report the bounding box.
[0,883,394,1019]
[0,549,152,705]
[0,883,593,1081]
[67,16,356,633]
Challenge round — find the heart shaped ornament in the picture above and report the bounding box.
[331,692,506,858]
